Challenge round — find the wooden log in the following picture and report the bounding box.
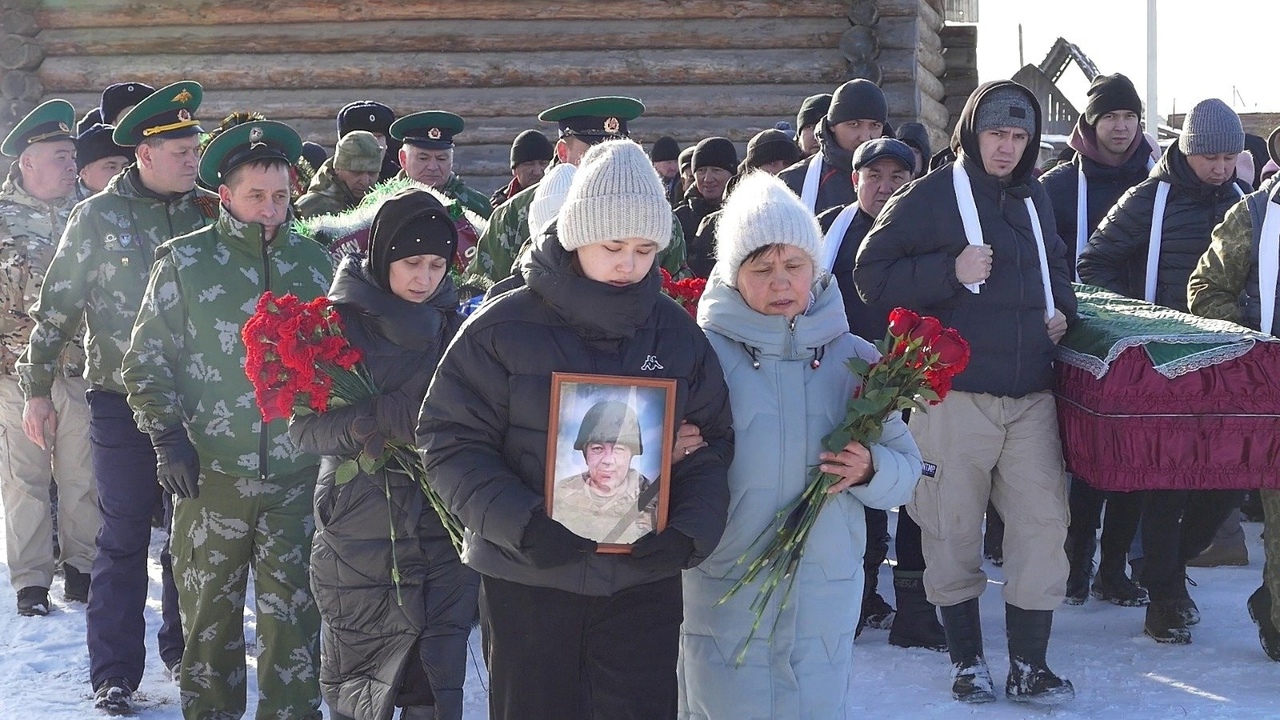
[916,0,943,35]
[839,26,879,63]
[919,39,947,77]
[876,17,918,51]
[880,81,918,118]
[875,0,925,17]
[41,17,844,55]
[918,91,949,130]
[878,48,917,80]
[845,61,882,85]
[940,24,977,48]
[38,0,849,28]
[38,49,847,92]
[943,46,978,71]
[1,70,41,101]
[847,0,878,26]
[917,64,946,104]
[0,8,38,35]
[0,34,44,70]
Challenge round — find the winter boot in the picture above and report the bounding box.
[888,570,947,651]
[16,586,49,617]
[860,590,895,633]
[1186,540,1249,567]
[1169,578,1201,625]
[93,678,133,716]
[1247,585,1280,661]
[1004,604,1075,705]
[1064,528,1096,606]
[939,599,996,704]
[1144,600,1192,644]
[1091,570,1149,606]
[62,564,90,603]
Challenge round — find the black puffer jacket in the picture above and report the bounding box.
[290,255,467,720]
[417,226,734,597]
[779,117,857,216]
[1040,135,1155,268]
[854,80,1078,398]
[1077,143,1249,312]
[675,187,722,278]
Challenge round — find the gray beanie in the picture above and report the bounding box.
[1179,98,1244,156]
[558,139,672,252]
[974,86,1036,136]
[713,171,822,286]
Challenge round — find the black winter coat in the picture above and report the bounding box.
[290,256,467,720]
[1077,143,1249,312]
[417,227,735,597]
[675,188,721,278]
[1039,138,1154,268]
[854,80,1078,398]
[779,117,857,216]
[817,204,890,341]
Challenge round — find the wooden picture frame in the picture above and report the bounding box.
[545,372,677,554]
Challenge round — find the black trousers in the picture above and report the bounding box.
[1068,480,1143,574]
[479,574,682,720]
[1140,489,1245,600]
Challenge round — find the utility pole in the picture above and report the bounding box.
[1146,0,1158,135]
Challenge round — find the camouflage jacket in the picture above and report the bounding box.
[0,177,81,376]
[123,207,333,480]
[1188,190,1269,330]
[295,159,360,219]
[17,168,217,399]
[466,182,691,283]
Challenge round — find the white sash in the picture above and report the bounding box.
[1075,156,1156,281]
[820,203,859,273]
[953,160,1056,319]
[800,154,824,214]
[1145,180,1246,303]
[1259,195,1280,335]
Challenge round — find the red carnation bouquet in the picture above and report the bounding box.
[660,268,706,318]
[718,307,969,662]
[241,292,465,596]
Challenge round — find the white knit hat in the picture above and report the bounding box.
[713,171,823,286]
[558,139,672,252]
[527,163,576,236]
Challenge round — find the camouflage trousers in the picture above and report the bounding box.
[172,465,321,720]
[1263,490,1280,630]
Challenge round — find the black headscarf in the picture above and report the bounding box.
[366,188,458,291]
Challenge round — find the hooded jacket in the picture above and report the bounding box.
[289,256,465,720]
[1040,125,1155,268]
[679,273,920,719]
[417,226,734,597]
[854,80,1078,398]
[1077,142,1250,312]
[778,117,858,216]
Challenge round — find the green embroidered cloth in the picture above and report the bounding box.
[1057,284,1274,379]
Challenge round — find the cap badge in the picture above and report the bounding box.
[127,84,135,91]
[177,108,192,121]
[58,122,69,132]
[603,117,620,134]
[427,127,442,140]
[249,127,263,142]
[369,113,376,122]
[172,89,193,104]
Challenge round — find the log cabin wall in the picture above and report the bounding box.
[9,0,950,195]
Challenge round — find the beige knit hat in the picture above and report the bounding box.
[527,163,576,236]
[714,171,823,286]
[558,139,672,252]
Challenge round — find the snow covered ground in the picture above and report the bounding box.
[1,506,1276,718]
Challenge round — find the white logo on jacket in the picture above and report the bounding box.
[641,355,664,371]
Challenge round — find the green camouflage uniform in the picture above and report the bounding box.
[17,167,216,399]
[467,182,689,282]
[295,159,361,219]
[438,172,492,219]
[123,207,332,720]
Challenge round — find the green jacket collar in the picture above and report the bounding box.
[215,204,294,251]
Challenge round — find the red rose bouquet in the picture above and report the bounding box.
[660,268,706,318]
[718,307,969,662]
[242,292,465,600]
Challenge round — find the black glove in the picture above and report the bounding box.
[629,529,695,573]
[151,425,200,499]
[520,512,597,568]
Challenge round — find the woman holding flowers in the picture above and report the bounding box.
[678,172,923,719]
[288,188,474,720]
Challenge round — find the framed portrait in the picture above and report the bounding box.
[545,373,677,553]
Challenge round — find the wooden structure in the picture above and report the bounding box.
[6,0,958,194]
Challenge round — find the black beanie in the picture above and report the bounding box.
[827,79,887,126]
[1083,74,1142,126]
[650,135,680,163]
[510,129,553,168]
[742,129,801,171]
[75,124,132,171]
[300,142,328,171]
[795,93,832,134]
[367,189,459,290]
[678,146,695,173]
[691,137,738,173]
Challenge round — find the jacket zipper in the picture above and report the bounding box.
[259,235,271,481]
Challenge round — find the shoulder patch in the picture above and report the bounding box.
[194,194,220,219]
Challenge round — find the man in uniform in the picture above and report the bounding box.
[19,81,211,715]
[75,123,132,197]
[0,99,98,619]
[122,119,332,720]
[296,129,383,218]
[337,100,399,181]
[467,96,687,282]
[390,110,492,219]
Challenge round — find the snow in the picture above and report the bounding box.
[1,506,1276,718]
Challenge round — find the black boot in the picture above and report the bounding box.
[1092,552,1148,607]
[888,570,947,651]
[1247,586,1280,661]
[939,599,996,703]
[1064,528,1096,606]
[1005,604,1075,705]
